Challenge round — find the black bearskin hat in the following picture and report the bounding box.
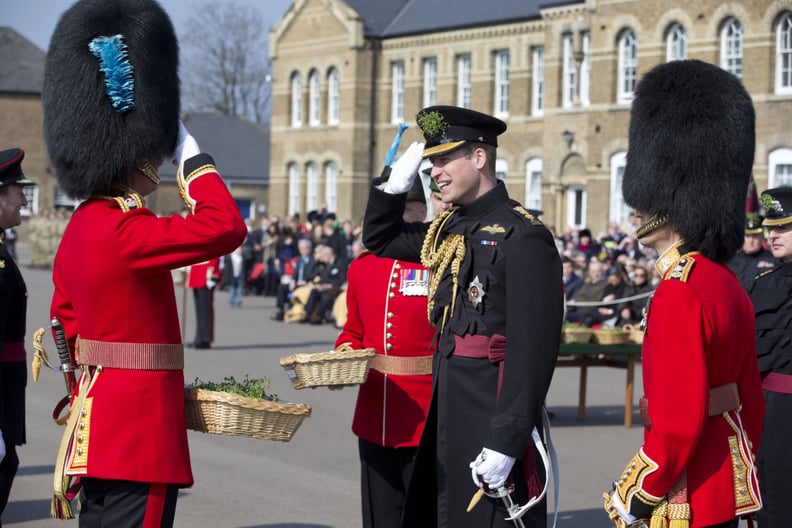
[622,60,755,263]
[43,0,180,199]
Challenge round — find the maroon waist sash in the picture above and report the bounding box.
[0,342,26,362]
[453,333,506,388]
[762,372,792,394]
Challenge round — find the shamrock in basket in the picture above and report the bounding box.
[185,375,311,442]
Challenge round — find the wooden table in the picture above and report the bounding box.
[557,342,642,428]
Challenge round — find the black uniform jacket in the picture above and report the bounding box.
[0,241,27,444]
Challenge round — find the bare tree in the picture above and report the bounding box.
[179,2,273,125]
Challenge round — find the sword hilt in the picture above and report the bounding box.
[51,317,76,393]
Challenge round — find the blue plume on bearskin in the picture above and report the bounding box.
[88,35,135,114]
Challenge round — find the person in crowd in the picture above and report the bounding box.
[272,238,318,321]
[747,187,792,528]
[363,105,563,527]
[616,264,653,326]
[322,218,347,264]
[336,178,435,527]
[187,258,220,349]
[42,0,246,523]
[301,245,347,325]
[603,59,764,528]
[562,255,584,301]
[222,246,245,308]
[0,148,35,520]
[728,213,777,292]
[565,259,608,325]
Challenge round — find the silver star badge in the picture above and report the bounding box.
[468,276,485,307]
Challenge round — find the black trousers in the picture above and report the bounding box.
[359,438,417,528]
[78,478,178,528]
[191,287,214,345]
[0,443,19,521]
[754,389,792,528]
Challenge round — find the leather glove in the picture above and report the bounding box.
[382,142,424,194]
[469,447,515,490]
[0,430,5,464]
[173,121,201,168]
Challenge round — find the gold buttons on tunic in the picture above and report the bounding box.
[386,343,393,351]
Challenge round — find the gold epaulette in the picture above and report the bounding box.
[512,205,543,226]
[96,193,144,213]
[667,255,695,282]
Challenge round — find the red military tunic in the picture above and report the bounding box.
[50,155,246,485]
[336,252,435,447]
[187,258,220,289]
[611,244,764,527]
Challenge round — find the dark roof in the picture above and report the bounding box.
[344,0,581,38]
[160,114,269,184]
[0,27,45,94]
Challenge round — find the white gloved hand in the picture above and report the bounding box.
[172,121,201,168]
[0,430,5,464]
[469,447,515,489]
[383,142,424,194]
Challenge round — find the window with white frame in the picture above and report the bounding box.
[391,61,405,123]
[531,46,545,116]
[776,12,792,94]
[324,162,338,213]
[769,148,792,187]
[308,69,321,126]
[618,30,637,103]
[306,162,319,212]
[423,57,437,108]
[562,33,576,108]
[524,158,542,211]
[566,186,587,229]
[666,23,687,61]
[609,152,631,227]
[457,54,471,108]
[494,50,510,118]
[327,67,340,125]
[288,163,301,216]
[20,185,39,217]
[53,186,78,209]
[720,18,743,79]
[290,72,302,127]
[496,158,508,182]
[580,32,591,107]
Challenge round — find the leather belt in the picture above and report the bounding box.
[369,354,433,376]
[76,337,184,370]
[640,382,740,429]
[762,372,792,394]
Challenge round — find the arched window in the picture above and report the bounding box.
[720,18,743,79]
[609,152,630,227]
[308,69,320,126]
[776,12,792,94]
[769,148,792,188]
[666,23,687,61]
[288,162,301,216]
[327,67,340,125]
[306,162,319,212]
[617,30,637,103]
[524,158,542,211]
[325,162,338,213]
[290,72,302,128]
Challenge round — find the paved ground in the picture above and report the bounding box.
[3,244,650,527]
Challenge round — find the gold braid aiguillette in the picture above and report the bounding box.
[420,207,465,332]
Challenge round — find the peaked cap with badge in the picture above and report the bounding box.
[0,149,35,187]
[621,59,756,263]
[416,105,507,158]
[42,0,180,199]
[761,187,792,227]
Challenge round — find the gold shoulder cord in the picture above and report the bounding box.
[420,206,465,332]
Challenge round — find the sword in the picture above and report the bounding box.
[51,317,77,395]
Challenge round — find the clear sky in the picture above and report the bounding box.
[3,0,294,51]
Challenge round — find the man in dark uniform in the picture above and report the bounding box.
[363,105,563,528]
[749,187,792,528]
[603,60,764,528]
[728,213,777,291]
[0,148,35,523]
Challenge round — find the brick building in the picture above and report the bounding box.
[268,0,792,233]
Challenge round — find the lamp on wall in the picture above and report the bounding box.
[561,129,574,149]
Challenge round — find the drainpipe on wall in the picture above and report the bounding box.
[368,38,380,181]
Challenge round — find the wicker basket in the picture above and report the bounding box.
[184,388,311,442]
[592,328,631,345]
[280,347,376,389]
[622,324,644,345]
[562,327,593,344]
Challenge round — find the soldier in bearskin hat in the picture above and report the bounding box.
[603,60,764,528]
[748,186,792,528]
[41,0,247,525]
